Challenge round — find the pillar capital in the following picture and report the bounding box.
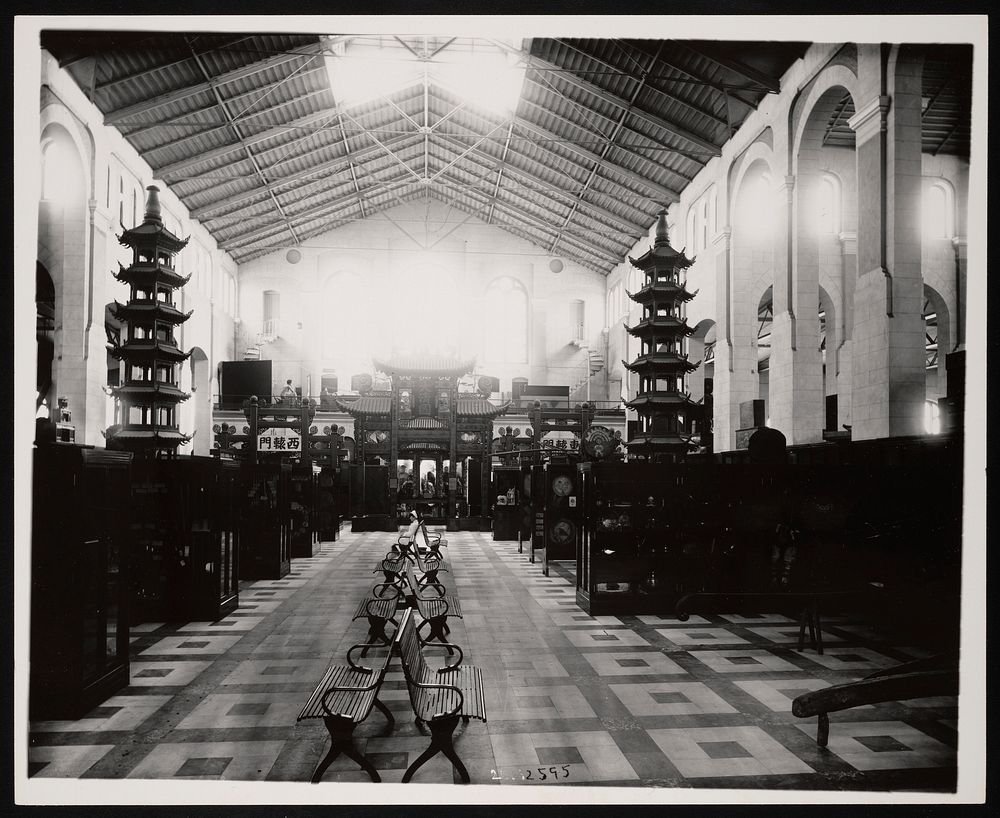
[838,230,858,255]
[711,227,732,248]
[848,95,891,144]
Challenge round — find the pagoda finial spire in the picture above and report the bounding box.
[654,210,670,247]
[143,185,163,225]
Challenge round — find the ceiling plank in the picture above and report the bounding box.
[669,40,781,93]
[104,40,327,125]
[434,131,646,235]
[512,115,680,204]
[494,44,722,157]
[186,39,301,246]
[189,134,422,219]
[438,174,622,264]
[550,38,730,129]
[154,107,344,177]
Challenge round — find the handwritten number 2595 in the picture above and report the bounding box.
[524,765,570,780]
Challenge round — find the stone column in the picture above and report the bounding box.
[771,173,824,444]
[836,230,858,429]
[710,228,754,450]
[849,72,926,438]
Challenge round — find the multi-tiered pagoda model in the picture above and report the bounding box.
[622,211,698,462]
[106,185,192,456]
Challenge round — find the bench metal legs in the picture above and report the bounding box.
[360,616,398,657]
[401,715,470,784]
[416,616,454,654]
[313,702,395,783]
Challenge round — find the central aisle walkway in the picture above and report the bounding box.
[28,531,957,791]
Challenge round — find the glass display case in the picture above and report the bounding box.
[30,444,133,719]
[289,464,320,557]
[491,466,523,541]
[577,462,719,614]
[129,456,241,623]
[239,460,292,579]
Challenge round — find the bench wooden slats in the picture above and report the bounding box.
[297,664,380,721]
[395,609,486,784]
[296,618,396,783]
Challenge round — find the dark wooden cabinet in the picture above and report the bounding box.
[289,464,320,557]
[30,444,133,719]
[239,461,291,579]
[130,456,240,623]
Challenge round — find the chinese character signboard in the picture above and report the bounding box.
[258,426,302,453]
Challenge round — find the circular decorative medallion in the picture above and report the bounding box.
[551,474,574,497]
[584,425,614,459]
[549,519,577,544]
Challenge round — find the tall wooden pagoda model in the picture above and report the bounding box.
[106,185,192,456]
[623,211,698,462]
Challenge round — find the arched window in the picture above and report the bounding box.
[817,173,841,234]
[686,206,698,253]
[262,290,280,338]
[922,180,953,239]
[484,276,528,363]
[40,137,80,203]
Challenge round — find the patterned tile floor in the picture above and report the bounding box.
[27,531,958,792]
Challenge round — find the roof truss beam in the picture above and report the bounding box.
[104,40,327,125]
[433,131,644,236]
[190,133,422,219]
[551,38,729,129]
[185,38,301,246]
[668,40,781,93]
[491,42,722,157]
[512,114,680,205]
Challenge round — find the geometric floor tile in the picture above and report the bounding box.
[235,600,284,614]
[549,612,624,627]
[744,626,844,646]
[125,740,285,780]
[30,695,172,733]
[177,617,265,632]
[581,651,688,677]
[795,721,956,771]
[719,613,797,624]
[687,650,802,674]
[27,744,116,777]
[490,730,639,783]
[174,694,302,729]
[138,634,245,656]
[563,629,652,648]
[647,726,815,778]
[655,627,750,647]
[610,682,737,716]
[732,678,867,713]
[490,685,597,721]
[218,658,329,686]
[129,661,211,687]
[638,614,712,626]
[797,647,898,673]
[22,530,960,793]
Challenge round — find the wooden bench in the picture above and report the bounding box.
[395,608,487,783]
[296,641,395,782]
[394,524,447,563]
[373,553,409,596]
[412,546,448,588]
[792,652,959,746]
[404,563,463,652]
[351,584,405,654]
